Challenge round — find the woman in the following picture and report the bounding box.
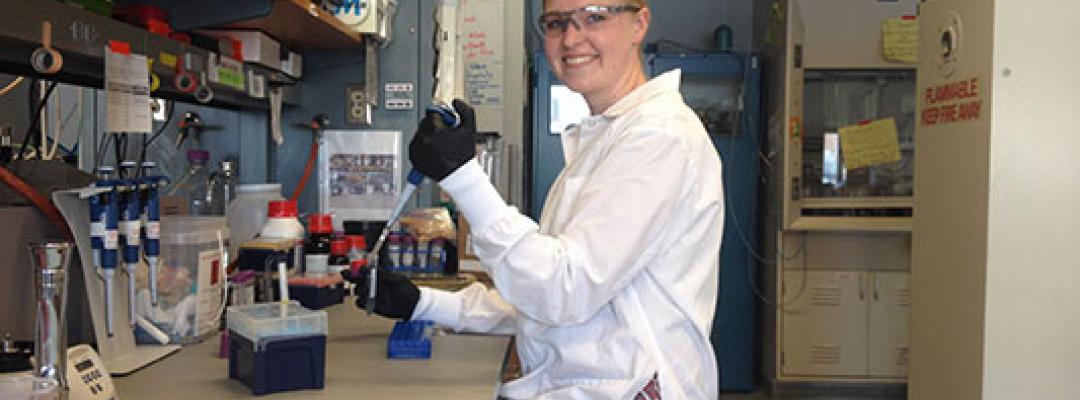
[347,0,724,398]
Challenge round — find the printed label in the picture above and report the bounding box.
[90,222,105,237]
[121,222,141,245]
[103,231,119,250]
[195,249,223,337]
[146,222,161,240]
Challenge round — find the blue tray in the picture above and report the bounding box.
[387,320,434,359]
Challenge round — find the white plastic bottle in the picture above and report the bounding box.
[259,200,305,269]
[227,183,284,261]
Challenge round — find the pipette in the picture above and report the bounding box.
[93,167,120,337]
[119,161,141,330]
[140,161,166,306]
[364,0,462,315]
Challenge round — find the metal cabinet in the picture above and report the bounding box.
[781,270,909,378]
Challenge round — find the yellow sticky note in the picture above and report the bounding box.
[882,17,918,63]
[839,118,902,170]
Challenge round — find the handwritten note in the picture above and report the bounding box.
[882,17,918,63]
[461,0,504,108]
[839,118,902,169]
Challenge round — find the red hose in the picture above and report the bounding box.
[0,164,74,241]
[290,134,319,203]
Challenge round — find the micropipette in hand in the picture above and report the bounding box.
[365,106,462,315]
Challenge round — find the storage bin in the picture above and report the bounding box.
[149,216,228,345]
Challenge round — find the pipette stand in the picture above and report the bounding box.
[54,189,179,376]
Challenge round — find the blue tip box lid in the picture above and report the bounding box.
[387,320,434,359]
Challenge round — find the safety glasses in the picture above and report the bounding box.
[538,5,642,37]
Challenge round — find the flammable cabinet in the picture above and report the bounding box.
[760,0,918,392]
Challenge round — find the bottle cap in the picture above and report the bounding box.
[267,200,297,218]
[330,240,349,256]
[307,214,333,234]
[349,259,367,275]
[346,235,367,251]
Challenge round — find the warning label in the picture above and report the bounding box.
[921,77,983,126]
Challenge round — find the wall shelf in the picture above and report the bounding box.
[222,0,365,50]
[0,0,300,110]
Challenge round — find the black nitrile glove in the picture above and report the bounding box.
[340,267,420,320]
[409,99,477,181]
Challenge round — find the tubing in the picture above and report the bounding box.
[289,135,319,202]
[0,164,72,240]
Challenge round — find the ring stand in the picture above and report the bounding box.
[53,189,179,376]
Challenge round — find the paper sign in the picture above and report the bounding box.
[105,47,151,133]
[882,17,918,63]
[839,118,902,169]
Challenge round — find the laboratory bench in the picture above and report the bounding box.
[113,299,512,399]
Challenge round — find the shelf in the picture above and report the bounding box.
[801,197,914,210]
[789,217,912,232]
[223,0,364,50]
[0,0,301,110]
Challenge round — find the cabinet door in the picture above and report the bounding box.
[781,271,867,376]
[867,271,910,377]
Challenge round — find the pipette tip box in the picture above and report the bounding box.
[226,302,328,395]
[387,320,434,359]
[228,333,325,395]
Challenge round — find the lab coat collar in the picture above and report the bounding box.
[601,69,683,118]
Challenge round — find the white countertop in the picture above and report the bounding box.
[114,299,511,399]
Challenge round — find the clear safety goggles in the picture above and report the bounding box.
[538,5,643,37]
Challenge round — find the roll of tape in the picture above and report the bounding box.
[30,21,62,74]
[194,85,213,104]
[194,72,213,103]
[147,59,160,92]
[174,71,197,93]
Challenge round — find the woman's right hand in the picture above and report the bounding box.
[408,99,477,181]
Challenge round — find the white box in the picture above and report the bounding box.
[198,30,301,78]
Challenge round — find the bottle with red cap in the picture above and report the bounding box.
[345,235,368,264]
[304,214,334,277]
[258,200,305,269]
[328,239,350,274]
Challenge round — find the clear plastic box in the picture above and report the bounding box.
[226,302,327,343]
[143,216,229,345]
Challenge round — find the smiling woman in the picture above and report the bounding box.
[396,0,725,398]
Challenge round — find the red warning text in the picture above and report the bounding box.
[922,78,982,126]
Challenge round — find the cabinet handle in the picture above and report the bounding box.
[858,274,865,301]
[873,276,880,302]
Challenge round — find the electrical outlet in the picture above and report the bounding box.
[345,84,372,126]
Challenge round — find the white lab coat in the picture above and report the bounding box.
[412,70,724,399]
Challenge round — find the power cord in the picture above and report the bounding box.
[718,57,810,309]
[16,80,58,160]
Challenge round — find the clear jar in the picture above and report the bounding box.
[209,161,238,215]
[168,150,214,216]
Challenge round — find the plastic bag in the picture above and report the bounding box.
[399,207,456,243]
